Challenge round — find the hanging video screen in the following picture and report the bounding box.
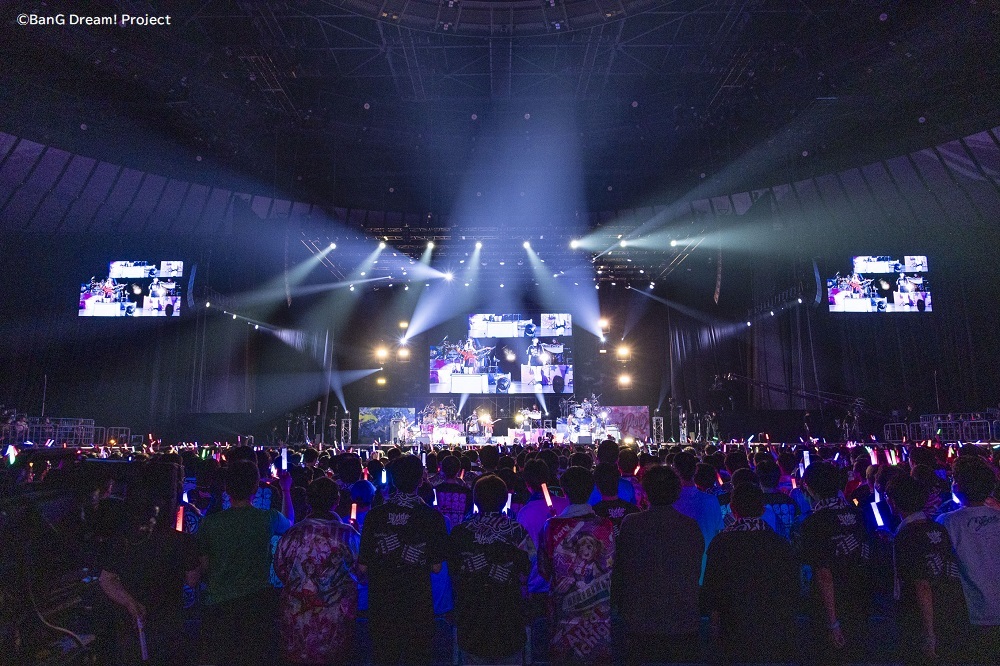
[430,313,573,394]
[826,255,931,313]
[79,260,184,317]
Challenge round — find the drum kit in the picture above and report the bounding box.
[435,338,497,373]
[560,394,608,432]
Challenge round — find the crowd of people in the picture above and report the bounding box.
[7,438,1000,665]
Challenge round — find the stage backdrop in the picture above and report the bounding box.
[359,407,415,444]
[605,406,650,440]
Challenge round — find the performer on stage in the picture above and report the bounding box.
[461,338,479,374]
[527,338,543,366]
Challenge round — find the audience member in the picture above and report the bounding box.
[539,466,615,664]
[99,496,198,666]
[273,477,360,665]
[703,482,799,664]
[448,474,533,664]
[358,454,448,664]
[672,451,723,580]
[885,473,969,663]
[195,460,292,666]
[800,461,873,663]
[936,456,1000,662]
[613,465,704,665]
[435,454,473,528]
[592,462,639,539]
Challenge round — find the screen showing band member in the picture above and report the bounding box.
[79,260,184,317]
[827,255,930,313]
[430,313,573,394]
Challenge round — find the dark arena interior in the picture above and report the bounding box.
[2,1,1000,664]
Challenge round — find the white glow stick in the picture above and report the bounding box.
[867,446,878,466]
[381,469,387,485]
[433,488,438,506]
[280,447,288,471]
[5,445,15,465]
[422,452,427,465]
[871,501,884,528]
[803,450,811,468]
[350,503,357,522]
[799,462,806,477]
[952,492,961,506]
[182,491,188,503]
[504,492,512,515]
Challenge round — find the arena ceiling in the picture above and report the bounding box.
[3,0,999,215]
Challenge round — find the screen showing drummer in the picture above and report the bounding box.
[430,312,574,394]
[79,259,185,317]
[827,255,931,313]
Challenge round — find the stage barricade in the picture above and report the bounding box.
[883,423,909,443]
[963,420,992,441]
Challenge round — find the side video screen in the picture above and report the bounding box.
[79,260,184,317]
[827,256,931,313]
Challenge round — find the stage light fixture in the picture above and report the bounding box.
[540,353,551,363]
[427,241,435,249]
[620,240,627,247]
[205,302,211,308]
[254,324,259,330]
[378,241,386,249]
[232,314,237,320]
[523,241,531,249]
[616,345,631,361]
[746,321,752,327]
[770,310,775,316]
[349,285,355,291]
[515,414,524,424]
[500,283,505,288]
[618,373,632,387]
[797,298,803,304]
[599,318,609,330]
[670,240,678,247]
[505,351,516,362]
[375,347,389,361]
[475,241,483,249]
[329,243,337,249]
[570,239,579,249]
[376,376,387,386]
[397,347,410,361]
[444,272,454,281]
[399,321,409,329]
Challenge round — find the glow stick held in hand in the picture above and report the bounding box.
[137,617,149,661]
[280,447,288,471]
[381,469,387,485]
[504,492,512,515]
[175,505,184,532]
[541,482,553,508]
[803,450,811,469]
[350,503,357,523]
[872,501,885,528]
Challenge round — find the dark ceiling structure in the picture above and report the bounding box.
[4,0,998,216]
